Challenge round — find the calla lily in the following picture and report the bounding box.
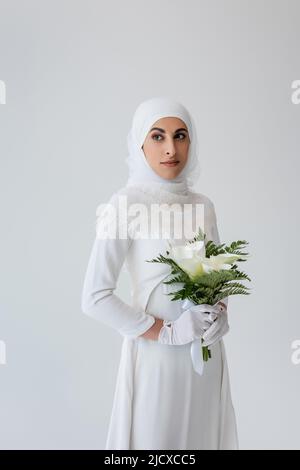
[202,253,248,272]
[167,239,248,279]
[148,235,251,371]
[167,239,207,279]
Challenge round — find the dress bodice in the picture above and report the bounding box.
[82,183,222,338]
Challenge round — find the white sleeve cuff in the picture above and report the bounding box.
[118,312,156,339]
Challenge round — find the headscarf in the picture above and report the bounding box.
[125,97,201,194]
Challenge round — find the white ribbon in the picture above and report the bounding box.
[181,298,205,376]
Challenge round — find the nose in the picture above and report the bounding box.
[164,138,176,157]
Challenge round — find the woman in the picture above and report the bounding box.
[81,97,239,450]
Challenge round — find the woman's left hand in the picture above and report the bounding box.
[201,302,230,347]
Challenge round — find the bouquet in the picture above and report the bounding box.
[146,227,251,362]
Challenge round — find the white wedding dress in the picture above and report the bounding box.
[81,182,239,450]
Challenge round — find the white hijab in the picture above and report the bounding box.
[125,97,201,195]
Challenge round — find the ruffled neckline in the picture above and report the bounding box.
[125,180,192,203]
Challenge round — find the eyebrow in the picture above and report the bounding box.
[149,127,188,134]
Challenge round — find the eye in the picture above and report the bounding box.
[151,132,187,141]
[175,132,187,140]
[151,133,163,141]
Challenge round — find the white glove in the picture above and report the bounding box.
[202,303,230,346]
[158,302,223,346]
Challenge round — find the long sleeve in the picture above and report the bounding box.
[209,200,228,309]
[81,194,156,338]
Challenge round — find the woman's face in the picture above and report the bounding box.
[142,117,190,180]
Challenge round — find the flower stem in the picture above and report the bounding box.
[201,341,211,362]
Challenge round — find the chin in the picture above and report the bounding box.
[160,167,183,179]
[153,163,185,180]
[164,173,179,180]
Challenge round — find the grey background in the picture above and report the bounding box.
[0,0,299,450]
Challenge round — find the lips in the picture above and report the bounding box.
[161,160,180,166]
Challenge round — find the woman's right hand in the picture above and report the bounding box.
[157,303,222,345]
